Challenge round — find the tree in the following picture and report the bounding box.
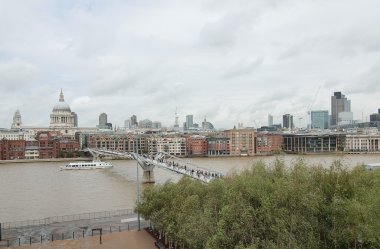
[137,160,380,249]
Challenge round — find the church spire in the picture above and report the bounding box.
[59,89,64,102]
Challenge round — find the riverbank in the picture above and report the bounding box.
[0,157,92,164]
[0,153,337,165]
[0,153,378,167]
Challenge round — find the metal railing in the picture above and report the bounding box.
[0,220,150,248]
[1,209,134,229]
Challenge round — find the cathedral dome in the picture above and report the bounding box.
[50,89,77,128]
[53,101,71,113]
[52,89,71,113]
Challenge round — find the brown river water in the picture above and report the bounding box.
[1,154,380,222]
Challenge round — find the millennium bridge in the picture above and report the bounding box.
[83,148,224,183]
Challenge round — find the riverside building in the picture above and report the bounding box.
[207,134,230,156]
[225,127,255,156]
[0,139,26,160]
[148,136,187,156]
[283,133,345,154]
[345,134,380,153]
[186,135,208,156]
[255,132,284,155]
[84,133,148,154]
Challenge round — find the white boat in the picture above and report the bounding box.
[60,160,113,170]
[365,163,380,171]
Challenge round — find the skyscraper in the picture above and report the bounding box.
[72,112,78,127]
[186,115,194,129]
[268,114,273,126]
[99,113,108,129]
[130,115,138,128]
[331,92,351,126]
[370,108,380,129]
[311,110,329,129]
[370,109,380,122]
[124,119,132,129]
[283,114,294,130]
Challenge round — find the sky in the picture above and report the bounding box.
[0,0,379,129]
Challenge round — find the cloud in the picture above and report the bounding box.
[198,6,262,49]
[1,0,380,128]
[92,70,140,97]
[346,62,380,95]
[0,59,40,91]
[222,57,264,79]
[71,96,92,110]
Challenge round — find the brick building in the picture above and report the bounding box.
[225,128,255,156]
[0,139,26,160]
[37,131,80,158]
[86,133,148,154]
[53,138,80,158]
[37,132,55,159]
[186,135,208,156]
[255,132,284,155]
[207,136,230,156]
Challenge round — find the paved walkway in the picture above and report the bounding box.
[7,230,156,249]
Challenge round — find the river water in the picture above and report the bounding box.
[1,154,380,223]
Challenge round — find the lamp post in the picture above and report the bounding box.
[135,133,141,231]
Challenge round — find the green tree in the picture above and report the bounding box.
[137,160,380,249]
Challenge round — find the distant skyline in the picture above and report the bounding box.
[1,0,380,129]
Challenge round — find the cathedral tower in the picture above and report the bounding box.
[11,109,22,129]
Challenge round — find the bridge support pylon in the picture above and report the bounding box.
[142,169,155,184]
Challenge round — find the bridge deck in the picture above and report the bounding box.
[83,149,223,183]
[149,159,222,183]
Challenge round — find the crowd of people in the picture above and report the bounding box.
[154,157,223,181]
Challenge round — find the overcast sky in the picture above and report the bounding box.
[0,0,379,129]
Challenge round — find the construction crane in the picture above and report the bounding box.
[253,120,258,129]
[307,85,322,115]
[293,85,322,129]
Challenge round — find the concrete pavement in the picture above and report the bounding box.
[7,230,157,249]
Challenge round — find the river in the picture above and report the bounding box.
[1,154,380,223]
